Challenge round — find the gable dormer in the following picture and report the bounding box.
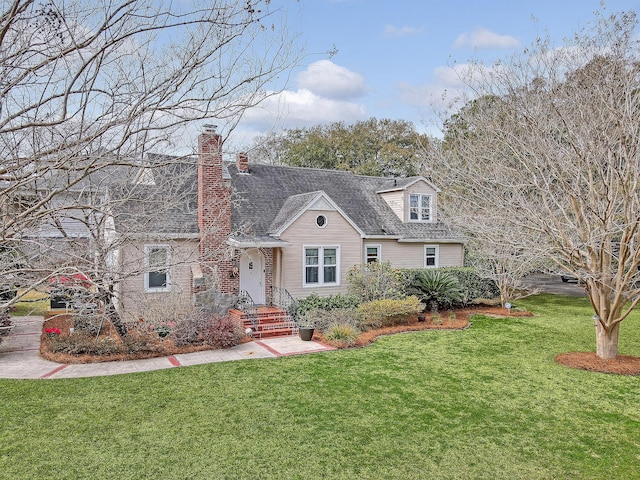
[376,177,440,223]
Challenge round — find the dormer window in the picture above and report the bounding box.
[409,194,432,222]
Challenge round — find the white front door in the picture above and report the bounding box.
[239,249,265,304]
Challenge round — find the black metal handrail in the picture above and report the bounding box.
[269,286,299,321]
[236,290,258,331]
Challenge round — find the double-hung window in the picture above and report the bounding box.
[365,244,381,263]
[424,245,439,268]
[145,245,171,292]
[409,194,432,222]
[304,246,339,286]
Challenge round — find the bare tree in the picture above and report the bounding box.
[0,0,299,326]
[435,10,640,359]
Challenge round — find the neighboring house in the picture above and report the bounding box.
[116,127,465,318]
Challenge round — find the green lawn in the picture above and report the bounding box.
[9,290,49,316]
[1,294,639,479]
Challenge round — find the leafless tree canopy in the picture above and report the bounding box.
[435,11,640,358]
[0,0,299,313]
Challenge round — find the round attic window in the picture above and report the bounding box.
[315,214,327,228]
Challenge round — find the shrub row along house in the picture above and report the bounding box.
[3,126,465,330]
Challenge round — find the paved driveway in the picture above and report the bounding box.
[522,274,587,297]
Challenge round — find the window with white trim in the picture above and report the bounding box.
[409,194,432,222]
[365,244,381,263]
[424,245,439,268]
[145,245,171,292]
[304,246,339,286]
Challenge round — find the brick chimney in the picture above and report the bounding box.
[236,152,249,173]
[197,125,236,293]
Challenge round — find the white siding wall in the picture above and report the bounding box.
[379,190,404,221]
[118,239,199,321]
[279,210,362,298]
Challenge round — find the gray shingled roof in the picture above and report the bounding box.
[228,163,464,242]
[110,156,199,236]
[108,157,463,242]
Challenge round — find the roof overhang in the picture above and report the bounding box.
[227,237,291,248]
[397,238,466,244]
[376,176,441,194]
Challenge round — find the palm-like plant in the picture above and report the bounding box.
[407,270,464,313]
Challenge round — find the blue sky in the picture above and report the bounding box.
[233,0,639,144]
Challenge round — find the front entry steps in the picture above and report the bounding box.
[229,306,298,338]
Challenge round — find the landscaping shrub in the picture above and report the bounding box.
[324,323,360,347]
[294,293,361,317]
[400,267,500,306]
[131,293,196,329]
[300,307,359,334]
[172,316,209,346]
[49,332,164,356]
[49,334,120,356]
[356,296,424,330]
[443,267,500,304]
[347,261,404,301]
[406,269,464,312]
[201,314,243,349]
[72,314,103,336]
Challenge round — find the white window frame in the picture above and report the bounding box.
[424,245,439,268]
[409,193,432,222]
[303,245,340,287]
[364,244,382,264]
[315,214,328,229]
[144,245,171,292]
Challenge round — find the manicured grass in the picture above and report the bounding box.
[1,294,639,479]
[9,290,49,316]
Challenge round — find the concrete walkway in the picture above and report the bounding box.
[0,316,333,380]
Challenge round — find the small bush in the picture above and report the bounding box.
[72,314,103,336]
[324,324,360,347]
[202,314,243,349]
[356,296,424,330]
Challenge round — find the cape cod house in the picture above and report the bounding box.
[114,127,465,326]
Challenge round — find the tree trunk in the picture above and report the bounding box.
[595,321,619,359]
[99,288,128,338]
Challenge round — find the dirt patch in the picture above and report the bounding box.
[555,352,640,376]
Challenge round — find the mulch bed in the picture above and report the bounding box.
[555,352,640,376]
[40,308,640,375]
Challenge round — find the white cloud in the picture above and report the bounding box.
[235,61,369,134]
[383,24,424,38]
[240,88,368,132]
[296,60,367,100]
[454,28,520,49]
